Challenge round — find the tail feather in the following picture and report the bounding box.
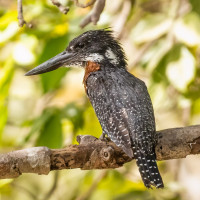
[135,148,164,188]
[134,148,151,188]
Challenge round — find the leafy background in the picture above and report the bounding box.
[0,0,200,199]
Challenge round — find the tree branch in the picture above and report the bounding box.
[51,0,69,14]
[0,125,200,179]
[17,0,26,27]
[17,0,106,28]
[74,0,96,8]
[80,0,106,28]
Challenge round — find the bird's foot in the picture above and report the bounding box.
[100,132,111,142]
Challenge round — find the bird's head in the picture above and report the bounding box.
[25,29,127,76]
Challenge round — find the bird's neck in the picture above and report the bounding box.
[83,61,101,92]
[82,61,127,93]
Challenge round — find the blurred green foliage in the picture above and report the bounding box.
[39,36,70,93]
[0,0,200,199]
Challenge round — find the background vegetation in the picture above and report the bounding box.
[0,0,200,199]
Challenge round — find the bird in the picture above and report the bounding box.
[25,29,164,189]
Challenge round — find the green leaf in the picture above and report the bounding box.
[41,67,69,93]
[131,13,171,44]
[89,170,146,200]
[174,13,200,46]
[0,179,13,188]
[0,58,14,139]
[36,109,63,148]
[166,46,196,92]
[23,108,53,143]
[192,98,200,115]
[190,0,200,15]
[145,39,172,73]
[114,190,150,200]
[184,68,200,100]
[75,106,102,143]
[151,43,195,90]
[62,103,85,132]
[0,179,13,195]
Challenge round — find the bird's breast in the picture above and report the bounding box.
[83,61,101,93]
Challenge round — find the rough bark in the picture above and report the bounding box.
[0,125,200,179]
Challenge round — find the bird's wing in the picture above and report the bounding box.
[87,70,163,188]
[86,70,156,157]
[120,71,156,153]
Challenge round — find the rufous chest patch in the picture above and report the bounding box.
[83,61,100,93]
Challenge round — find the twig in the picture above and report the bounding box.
[11,183,38,200]
[74,0,96,8]
[51,0,70,14]
[76,170,107,200]
[80,0,106,28]
[129,39,157,67]
[43,171,59,200]
[17,0,26,27]
[17,0,105,28]
[0,125,200,179]
[113,0,132,39]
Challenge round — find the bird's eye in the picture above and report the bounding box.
[67,46,74,52]
[76,43,84,49]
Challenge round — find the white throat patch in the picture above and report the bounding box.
[105,48,119,65]
[85,53,104,62]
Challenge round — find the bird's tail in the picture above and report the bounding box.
[134,149,164,188]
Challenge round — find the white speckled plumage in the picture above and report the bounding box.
[85,62,164,189]
[26,29,164,189]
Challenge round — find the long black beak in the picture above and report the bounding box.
[25,51,74,76]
